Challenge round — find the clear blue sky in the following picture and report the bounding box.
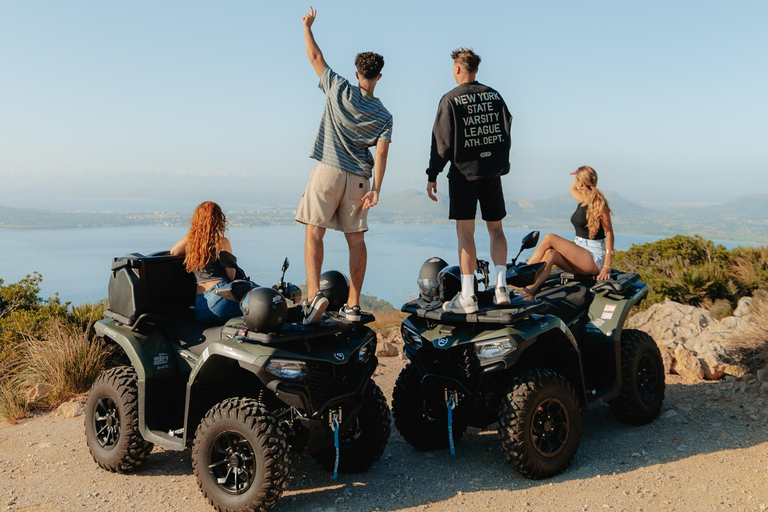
[1,0,766,208]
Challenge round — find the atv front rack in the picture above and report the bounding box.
[402,295,546,325]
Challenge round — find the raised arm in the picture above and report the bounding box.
[598,208,614,280]
[569,172,585,203]
[170,235,187,256]
[302,6,327,78]
[362,140,389,210]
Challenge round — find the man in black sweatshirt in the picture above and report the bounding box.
[426,48,513,314]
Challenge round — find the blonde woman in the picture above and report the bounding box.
[170,201,243,323]
[522,166,614,296]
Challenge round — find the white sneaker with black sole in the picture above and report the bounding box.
[494,286,511,306]
[339,304,362,322]
[442,292,479,314]
[303,291,329,325]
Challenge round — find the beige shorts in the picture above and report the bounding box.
[295,161,370,233]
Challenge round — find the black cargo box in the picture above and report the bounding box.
[106,251,195,325]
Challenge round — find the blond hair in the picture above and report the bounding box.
[575,165,612,239]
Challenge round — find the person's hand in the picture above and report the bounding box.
[362,189,379,210]
[426,181,438,201]
[598,265,611,281]
[302,5,316,29]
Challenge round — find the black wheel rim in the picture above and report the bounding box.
[530,398,570,457]
[208,431,256,495]
[636,353,659,404]
[93,397,120,449]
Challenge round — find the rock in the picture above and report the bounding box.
[733,297,753,317]
[758,368,767,384]
[661,347,674,374]
[26,383,52,402]
[671,344,704,383]
[660,410,678,419]
[700,356,726,380]
[740,373,756,382]
[57,401,84,419]
[761,382,768,394]
[722,364,748,378]
[626,299,714,346]
[376,341,399,358]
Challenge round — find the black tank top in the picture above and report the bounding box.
[571,203,605,240]
[193,247,229,284]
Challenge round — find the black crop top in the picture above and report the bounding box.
[571,203,605,240]
[193,248,230,284]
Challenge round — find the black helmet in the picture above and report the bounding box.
[438,265,477,302]
[319,270,350,311]
[418,257,448,301]
[241,287,287,333]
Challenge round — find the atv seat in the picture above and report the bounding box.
[534,285,593,324]
[160,311,229,356]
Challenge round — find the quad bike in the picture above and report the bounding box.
[393,231,665,479]
[85,251,390,511]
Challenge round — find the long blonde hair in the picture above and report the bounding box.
[575,165,612,239]
[184,201,227,272]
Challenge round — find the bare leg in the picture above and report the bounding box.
[486,220,508,271]
[345,231,366,307]
[456,220,476,275]
[305,225,326,298]
[524,235,600,295]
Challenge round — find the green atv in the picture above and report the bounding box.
[85,252,390,512]
[393,231,665,479]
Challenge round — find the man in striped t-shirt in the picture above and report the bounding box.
[295,6,393,324]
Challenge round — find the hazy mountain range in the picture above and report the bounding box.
[1,191,766,243]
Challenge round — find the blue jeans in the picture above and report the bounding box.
[195,281,243,324]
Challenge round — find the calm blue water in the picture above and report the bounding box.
[0,223,744,307]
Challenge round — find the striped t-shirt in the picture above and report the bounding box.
[310,66,393,179]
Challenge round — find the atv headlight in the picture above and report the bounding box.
[401,325,423,349]
[358,339,375,363]
[474,337,515,359]
[265,359,308,379]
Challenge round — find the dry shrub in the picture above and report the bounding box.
[706,298,733,321]
[21,320,113,404]
[728,294,768,371]
[370,310,406,337]
[0,357,27,424]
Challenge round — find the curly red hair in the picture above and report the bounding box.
[183,201,227,272]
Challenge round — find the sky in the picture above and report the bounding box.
[1,0,767,210]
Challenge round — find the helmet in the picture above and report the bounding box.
[319,270,350,311]
[438,265,477,302]
[417,257,448,301]
[241,287,287,333]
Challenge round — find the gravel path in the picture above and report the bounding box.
[2,358,767,512]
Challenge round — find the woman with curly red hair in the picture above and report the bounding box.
[522,166,615,297]
[170,201,243,323]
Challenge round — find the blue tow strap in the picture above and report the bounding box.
[446,393,456,456]
[331,414,340,479]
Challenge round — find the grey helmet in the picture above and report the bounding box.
[438,265,477,302]
[418,257,449,301]
[241,287,287,333]
[319,270,350,311]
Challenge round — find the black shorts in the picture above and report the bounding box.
[448,177,506,221]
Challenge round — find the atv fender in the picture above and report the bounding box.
[95,319,183,380]
[588,282,649,341]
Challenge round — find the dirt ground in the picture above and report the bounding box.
[1,357,767,512]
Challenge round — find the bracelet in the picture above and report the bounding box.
[602,265,610,268]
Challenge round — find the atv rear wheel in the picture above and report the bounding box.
[84,366,154,472]
[310,381,391,473]
[610,329,665,425]
[392,363,467,450]
[498,369,582,479]
[192,398,289,512]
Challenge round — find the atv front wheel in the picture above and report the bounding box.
[609,329,665,425]
[392,363,467,450]
[84,366,154,472]
[192,398,289,512]
[498,368,582,479]
[311,381,391,473]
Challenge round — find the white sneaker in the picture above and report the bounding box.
[494,286,511,306]
[442,292,479,314]
[303,292,329,325]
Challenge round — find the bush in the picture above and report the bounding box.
[727,294,768,371]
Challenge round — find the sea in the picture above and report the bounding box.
[0,223,749,308]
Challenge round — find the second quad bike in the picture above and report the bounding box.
[393,231,665,479]
[85,252,390,512]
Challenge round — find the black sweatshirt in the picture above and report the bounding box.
[426,81,513,182]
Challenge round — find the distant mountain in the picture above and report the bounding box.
[376,189,450,222]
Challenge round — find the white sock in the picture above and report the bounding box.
[461,274,474,299]
[495,265,506,289]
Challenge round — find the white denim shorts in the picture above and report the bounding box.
[574,236,606,271]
